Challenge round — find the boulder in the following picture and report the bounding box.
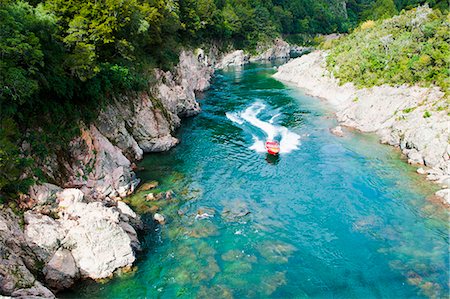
[57,188,84,208]
[11,281,55,299]
[138,181,159,191]
[216,50,249,69]
[330,126,344,137]
[0,209,52,297]
[64,217,135,279]
[407,149,424,165]
[43,249,79,291]
[28,183,62,207]
[145,193,156,201]
[416,167,427,175]
[24,212,64,263]
[153,213,166,224]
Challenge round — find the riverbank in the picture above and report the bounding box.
[0,48,214,298]
[0,42,299,298]
[273,50,449,206]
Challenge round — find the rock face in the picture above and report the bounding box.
[274,50,450,204]
[43,249,79,291]
[216,50,249,69]
[1,49,214,297]
[34,50,213,202]
[0,209,54,298]
[250,38,291,62]
[216,39,306,69]
[23,189,142,283]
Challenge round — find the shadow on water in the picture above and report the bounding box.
[265,153,280,165]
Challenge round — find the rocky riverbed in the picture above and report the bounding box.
[273,50,450,206]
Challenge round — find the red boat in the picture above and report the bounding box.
[265,140,280,155]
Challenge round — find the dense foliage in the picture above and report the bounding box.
[0,0,447,197]
[326,6,450,92]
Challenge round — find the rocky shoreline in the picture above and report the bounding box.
[0,43,299,298]
[0,49,214,298]
[273,50,449,206]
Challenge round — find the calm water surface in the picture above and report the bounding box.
[66,63,449,298]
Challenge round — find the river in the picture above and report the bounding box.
[64,63,449,298]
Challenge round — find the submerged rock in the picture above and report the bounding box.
[138,181,159,192]
[330,125,344,137]
[154,213,166,224]
[221,201,251,223]
[435,189,449,205]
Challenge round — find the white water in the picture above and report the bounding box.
[226,102,300,154]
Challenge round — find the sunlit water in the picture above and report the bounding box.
[64,63,449,299]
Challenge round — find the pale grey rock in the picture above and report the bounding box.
[250,38,291,62]
[64,218,134,279]
[96,102,144,161]
[57,188,84,208]
[28,183,62,207]
[60,201,136,279]
[66,125,139,200]
[117,201,137,220]
[43,249,79,291]
[24,212,64,263]
[330,126,344,137]
[153,213,166,224]
[417,167,427,175]
[11,281,55,299]
[435,189,450,205]
[216,50,249,69]
[407,149,424,165]
[274,50,449,188]
[0,209,52,297]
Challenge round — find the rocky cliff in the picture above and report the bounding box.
[0,49,214,298]
[0,42,298,297]
[273,51,450,205]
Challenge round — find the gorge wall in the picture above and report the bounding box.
[273,51,450,205]
[0,49,214,298]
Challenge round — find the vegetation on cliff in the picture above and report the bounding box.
[0,0,447,197]
[326,6,450,93]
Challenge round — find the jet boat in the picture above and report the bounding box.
[265,140,280,155]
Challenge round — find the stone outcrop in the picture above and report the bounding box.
[250,38,291,62]
[0,209,54,298]
[33,50,213,203]
[273,50,450,204]
[216,50,249,69]
[216,39,307,69]
[43,249,79,291]
[1,48,214,297]
[20,186,143,293]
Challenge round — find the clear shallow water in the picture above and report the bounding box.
[65,64,449,299]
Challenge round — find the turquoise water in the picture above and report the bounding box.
[66,64,449,298]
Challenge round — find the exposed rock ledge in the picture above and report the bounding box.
[216,39,312,69]
[1,42,299,297]
[1,49,214,298]
[273,50,449,206]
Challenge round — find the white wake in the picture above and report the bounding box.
[226,102,300,154]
